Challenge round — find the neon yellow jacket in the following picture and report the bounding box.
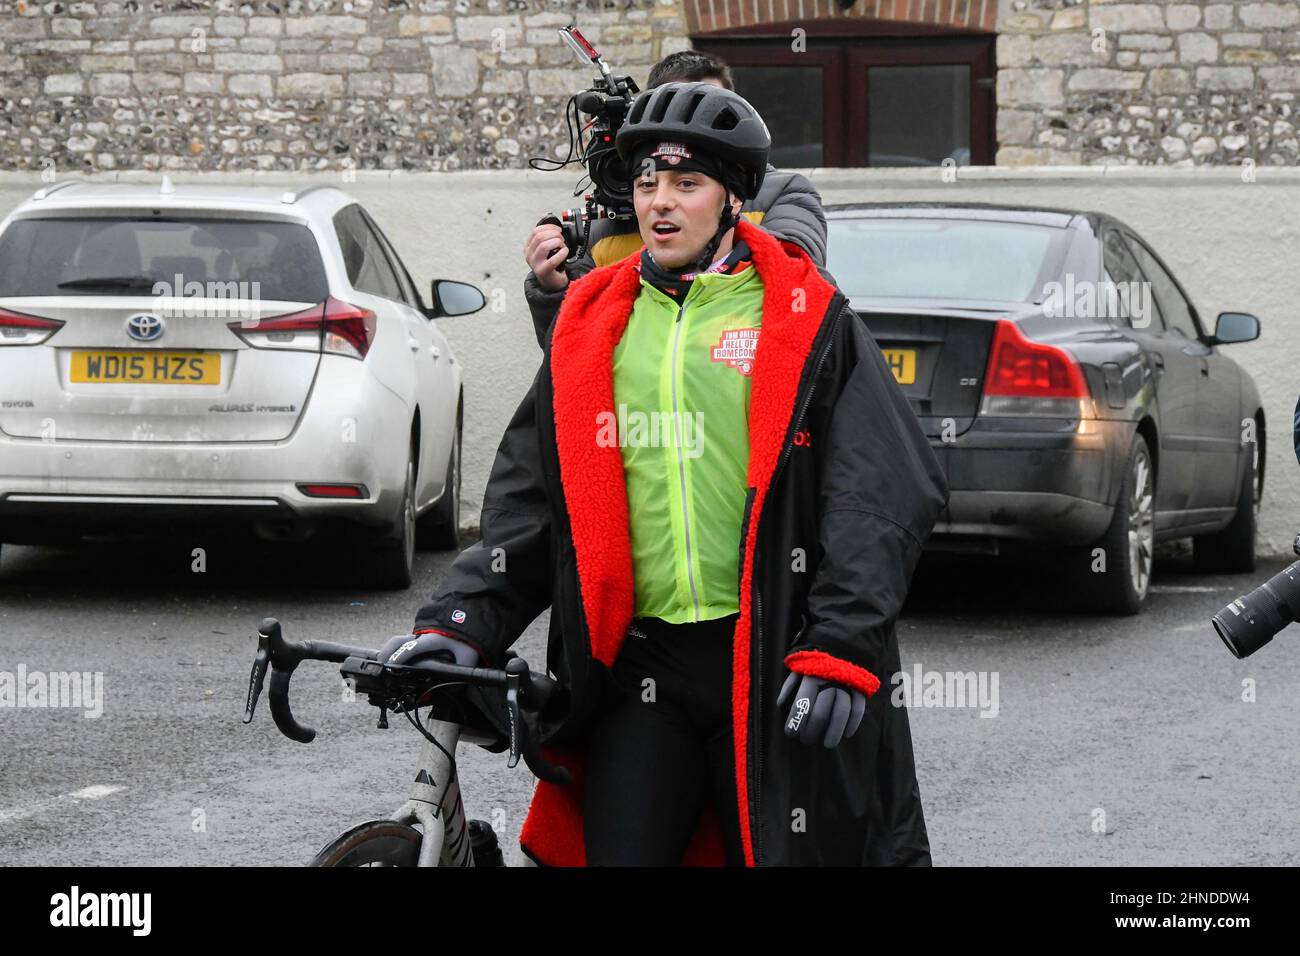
[610,263,765,623]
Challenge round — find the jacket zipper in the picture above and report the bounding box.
[670,298,703,622]
[749,299,842,866]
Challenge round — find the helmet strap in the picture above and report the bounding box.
[690,189,739,274]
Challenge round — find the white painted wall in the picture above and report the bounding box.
[2,167,1295,556]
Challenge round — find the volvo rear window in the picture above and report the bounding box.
[0,216,329,302]
[827,218,1068,303]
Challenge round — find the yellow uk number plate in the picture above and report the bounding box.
[70,351,220,385]
[881,348,916,385]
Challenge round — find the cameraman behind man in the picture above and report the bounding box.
[522,50,828,348]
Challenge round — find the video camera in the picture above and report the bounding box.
[528,25,640,263]
[1211,533,1300,657]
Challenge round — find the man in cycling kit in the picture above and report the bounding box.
[402,83,949,866]
[521,50,826,350]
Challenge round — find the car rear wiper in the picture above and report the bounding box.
[57,275,161,291]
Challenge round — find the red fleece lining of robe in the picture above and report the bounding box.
[784,649,882,698]
[519,220,837,867]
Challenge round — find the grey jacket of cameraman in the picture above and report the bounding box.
[523,165,827,348]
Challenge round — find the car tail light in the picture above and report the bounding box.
[0,307,64,346]
[980,319,1091,417]
[320,297,377,360]
[227,302,323,353]
[297,483,369,499]
[226,297,377,360]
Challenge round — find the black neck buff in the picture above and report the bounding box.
[637,236,752,301]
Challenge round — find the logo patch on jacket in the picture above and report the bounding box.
[710,327,760,377]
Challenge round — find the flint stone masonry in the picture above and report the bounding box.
[998,0,1300,164]
[1,0,671,173]
[6,0,1300,172]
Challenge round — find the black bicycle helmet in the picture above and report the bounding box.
[615,81,771,200]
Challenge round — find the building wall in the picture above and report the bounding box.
[0,0,688,174]
[8,1,1300,170]
[3,166,1294,556]
[3,4,1298,549]
[997,0,1300,165]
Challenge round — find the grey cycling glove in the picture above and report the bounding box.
[776,671,867,748]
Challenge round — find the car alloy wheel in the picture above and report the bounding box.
[1127,444,1155,601]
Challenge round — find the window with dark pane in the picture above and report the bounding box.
[867,65,971,166]
[730,65,824,168]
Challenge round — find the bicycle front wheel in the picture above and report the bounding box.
[310,820,422,867]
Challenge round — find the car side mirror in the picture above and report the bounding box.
[1211,311,1260,345]
[427,280,486,319]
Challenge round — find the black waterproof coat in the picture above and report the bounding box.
[413,220,949,866]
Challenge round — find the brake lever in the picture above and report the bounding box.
[503,658,571,785]
[504,657,525,769]
[242,623,273,723]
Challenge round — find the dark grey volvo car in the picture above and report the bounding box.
[826,203,1263,614]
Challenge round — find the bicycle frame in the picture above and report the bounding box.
[384,719,541,867]
[391,719,474,867]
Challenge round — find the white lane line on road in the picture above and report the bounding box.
[0,784,124,825]
[69,784,123,800]
[1151,585,1228,593]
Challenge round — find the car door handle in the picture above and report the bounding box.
[408,338,420,352]
[430,346,441,361]
[1200,359,1209,377]
[1151,353,1165,370]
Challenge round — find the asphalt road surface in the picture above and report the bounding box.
[0,534,1296,866]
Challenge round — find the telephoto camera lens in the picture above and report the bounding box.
[1212,560,1300,658]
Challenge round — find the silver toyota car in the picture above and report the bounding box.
[0,179,484,589]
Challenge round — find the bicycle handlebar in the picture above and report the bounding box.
[243,617,381,742]
[243,617,571,785]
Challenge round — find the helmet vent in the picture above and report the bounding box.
[629,93,648,124]
[681,91,708,124]
[650,88,676,123]
[712,107,740,131]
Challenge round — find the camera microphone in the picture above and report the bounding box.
[575,91,605,114]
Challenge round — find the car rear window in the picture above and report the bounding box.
[827,218,1066,303]
[0,216,329,302]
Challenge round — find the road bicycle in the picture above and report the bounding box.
[242,617,569,866]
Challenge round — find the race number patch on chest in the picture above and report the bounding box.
[710,327,761,377]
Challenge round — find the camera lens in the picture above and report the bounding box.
[1211,561,1300,658]
[590,151,632,206]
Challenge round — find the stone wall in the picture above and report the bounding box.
[998,0,1300,165]
[7,1,1300,173]
[0,0,690,173]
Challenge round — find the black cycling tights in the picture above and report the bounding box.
[582,613,747,866]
